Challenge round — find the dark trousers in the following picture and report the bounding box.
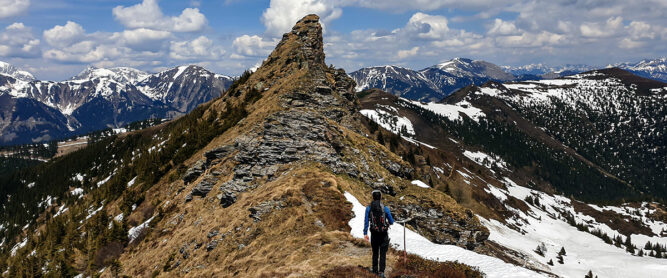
[370,231,389,273]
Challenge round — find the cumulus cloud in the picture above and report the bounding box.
[110,28,171,48]
[626,21,655,40]
[0,0,29,18]
[495,31,566,48]
[232,35,277,57]
[43,41,126,63]
[580,16,623,38]
[404,12,450,40]
[397,46,419,59]
[43,21,85,47]
[170,36,225,60]
[0,22,40,58]
[488,19,520,35]
[261,0,342,37]
[112,0,207,32]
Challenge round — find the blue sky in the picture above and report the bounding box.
[0,0,664,80]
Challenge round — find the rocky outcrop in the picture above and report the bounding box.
[248,200,285,222]
[190,175,216,197]
[183,160,206,184]
[392,202,489,250]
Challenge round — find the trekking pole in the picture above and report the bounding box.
[396,217,412,263]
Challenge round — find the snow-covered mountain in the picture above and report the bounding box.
[502,63,597,78]
[136,65,233,113]
[613,58,667,82]
[0,62,233,145]
[351,58,666,101]
[504,58,667,82]
[70,66,149,84]
[349,65,442,100]
[0,61,35,82]
[430,57,514,81]
[350,58,515,101]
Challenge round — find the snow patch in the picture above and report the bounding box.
[411,180,430,188]
[409,100,485,122]
[360,109,415,136]
[463,150,508,171]
[128,216,155,243]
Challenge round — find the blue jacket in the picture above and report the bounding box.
[364,204,394,235]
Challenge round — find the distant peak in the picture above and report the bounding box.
[0,60,35,81]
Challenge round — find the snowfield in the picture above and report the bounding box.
[360,109,415,136]
[344,192,548,278]
[480,178,667,278]
[408,99,485,122]
[463,150,508,171]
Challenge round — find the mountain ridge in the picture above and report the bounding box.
[0,63,233,145]
[350,57,667,101]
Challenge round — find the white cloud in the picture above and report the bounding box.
[43,42,126,63]
[404,12,450,40]
[261,0,342,37]
[626,21,655,40]
[495,31,566,48]
[43,21,85,47]
[232,35,277,57]
[397,46,419,59]
[488,19,519,35]
[580,16,623,38]
[0,22,40,57]
[170,36,225,60]
[110,28,171,47]
[0,0,29,18]
[619,38,644,49]
[112,0,207,32]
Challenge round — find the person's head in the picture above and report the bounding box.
[372,190,381,201]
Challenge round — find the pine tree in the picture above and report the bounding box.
[534,243,547,256]
[645,241,652,250]
[377,132,385,145]
[559,247,566,256]
[649,250,655,257]
[638,249,644,257]
[557,254,564,264]
[585,270,594,278]
[624,235,634,253]
[547,259,554,266]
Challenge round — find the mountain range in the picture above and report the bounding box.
[351,57,667,101]
[0,63,233,145]
[0,14,666,278]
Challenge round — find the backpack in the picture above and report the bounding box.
[369,203,389,233]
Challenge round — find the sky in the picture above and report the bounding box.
[0,0,664,80]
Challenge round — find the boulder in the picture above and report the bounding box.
[183,160,206,184]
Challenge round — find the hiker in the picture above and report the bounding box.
[364,190,394,277]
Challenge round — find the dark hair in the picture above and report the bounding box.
[372,191,381,201]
